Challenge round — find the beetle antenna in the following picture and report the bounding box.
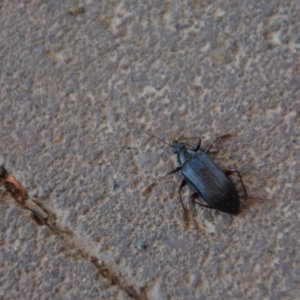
[140,129,172,147]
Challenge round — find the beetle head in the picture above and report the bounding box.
[172,140,187,154]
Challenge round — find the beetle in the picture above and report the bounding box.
[143,132,247,215]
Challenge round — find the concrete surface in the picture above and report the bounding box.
[0,0,300,299]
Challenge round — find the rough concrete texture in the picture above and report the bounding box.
[0,0,299,299]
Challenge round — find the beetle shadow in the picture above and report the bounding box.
[239,194,270,215]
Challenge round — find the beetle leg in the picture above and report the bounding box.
[156,166,182,182]
[178,179,188,211]
[143,166,182,196]
[205,133,234,153]
[225,169,247,198]
[190,192,199,200]
[190,192,214,209]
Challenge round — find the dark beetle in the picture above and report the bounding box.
[144,132,247,215]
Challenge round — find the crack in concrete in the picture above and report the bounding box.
[0,165,148,300]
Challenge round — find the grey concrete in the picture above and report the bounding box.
[0,0,299,299]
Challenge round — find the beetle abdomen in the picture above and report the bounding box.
[181,153,239,214]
